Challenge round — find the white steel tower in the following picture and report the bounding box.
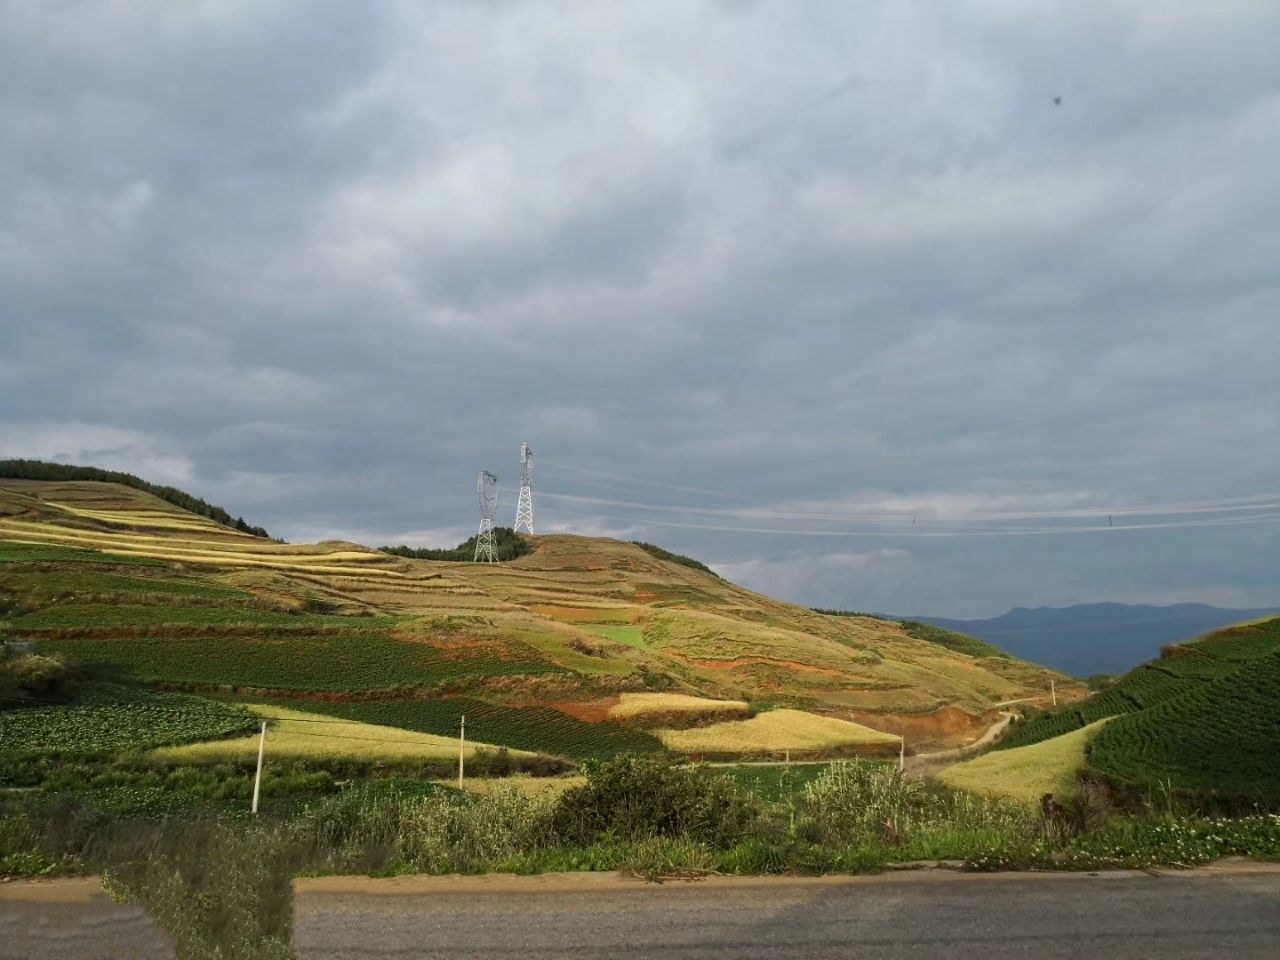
[474,470,499,562]
[513,442,534,534]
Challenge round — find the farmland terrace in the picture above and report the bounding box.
[0,478,1081,760]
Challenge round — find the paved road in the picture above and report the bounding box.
[294,864,1280,960]
[0,877,174,960]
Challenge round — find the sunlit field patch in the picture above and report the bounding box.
[609,692,750,721]
[657,709,898,758]
[937,719,1111,804]
[154,704,528,762]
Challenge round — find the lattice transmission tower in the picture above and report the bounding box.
[474,470,499,563]
[513,442,534,534]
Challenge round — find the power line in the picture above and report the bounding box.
[535,505,1280,539]
[539,461,752,503]
[539,488,1280,526]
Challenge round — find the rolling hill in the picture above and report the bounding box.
[991,616,1280,806]
[914,602,1280,677]
[0,475,1080,759]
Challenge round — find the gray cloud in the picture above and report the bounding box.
[2,1,1278,617]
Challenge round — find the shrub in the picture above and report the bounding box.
[802,760,1029,847]
[0,652,77,702]
[550,756,760,848]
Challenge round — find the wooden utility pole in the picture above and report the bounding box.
[1051,679,1057,707]
[898,735,905,773]
[458,715,466,789]
[251,720,267,815]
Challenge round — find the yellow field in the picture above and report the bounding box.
[936,718,1112,804]
[154,705,528,762]
[609,692,749,720]
[657,709,899,756]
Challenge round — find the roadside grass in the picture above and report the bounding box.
[937,719,1111,804]
[710,762,837,802]
[3,757,1279,960]
[658,709,899,758]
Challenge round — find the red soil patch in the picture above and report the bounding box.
[847,706,996,751]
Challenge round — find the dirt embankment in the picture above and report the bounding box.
[846,706,997,752]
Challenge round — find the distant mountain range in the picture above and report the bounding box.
[910,602,1280,678]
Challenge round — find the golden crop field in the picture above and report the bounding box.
[609,692,749,720]
[658,709,900,756]
[154,705,527,762]
[936,718,1112,804]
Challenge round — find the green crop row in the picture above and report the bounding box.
[0,685,255,769]
[2,568,248,602]
[280,697,664,760]
[1089,650,1280,799]
[0,542,165,566]
[32,631,563,692]
[9,602,400,631]
[996,618,1280,752]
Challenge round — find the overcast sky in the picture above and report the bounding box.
[3,1,1278,618]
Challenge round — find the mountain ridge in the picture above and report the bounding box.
[910,602,1280,677]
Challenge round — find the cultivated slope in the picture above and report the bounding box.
[994,617,1280,804]
[0,479,1079,750]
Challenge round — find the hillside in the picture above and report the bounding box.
[914,602,1280,677]
[0,478,1078,757]
[992,617,1280,805]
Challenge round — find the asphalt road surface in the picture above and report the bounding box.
[0,877,174,960]
[294,864,1280,960]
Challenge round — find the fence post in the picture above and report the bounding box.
[458,715,466,789]
[251,720,267,815]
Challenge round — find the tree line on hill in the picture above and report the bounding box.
[629,541,720,577]
[380,527,533,562]
[0,460,272,539]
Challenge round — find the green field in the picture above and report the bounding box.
[1089,650,1280,799]
[0,541,165,566]
[997,618,1280,751]
[712,762,839,802]
[989,618,1280,804]
[0,685,254,769]
[33,629,562,692]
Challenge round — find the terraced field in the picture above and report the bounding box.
[997,619,1280,751]
[987,618,1280,804]
[0,476,1079,765]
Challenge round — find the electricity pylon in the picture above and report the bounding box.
[513,442,534,534]
[474,470,498,562]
